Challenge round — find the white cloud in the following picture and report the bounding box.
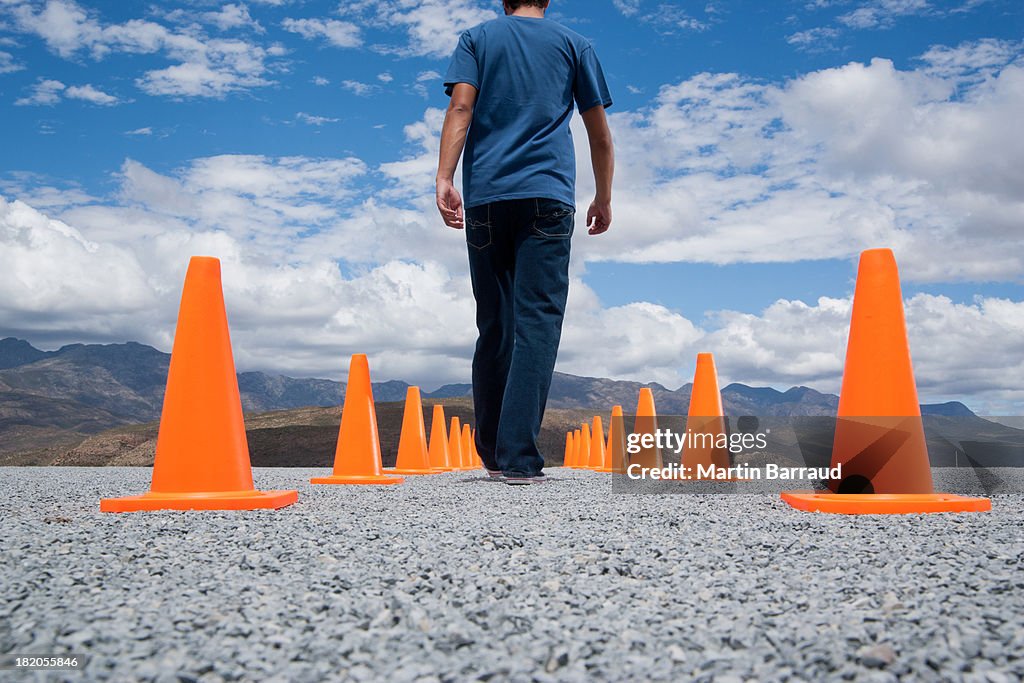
[786,27,842,52]
[416,70,440,82]
[918,38,1023,82]
[281,17,361,48]
[0,48,22,72]
[0,197,154,329]
[838,0,930,29]
[338,0,496,59]
[340,79,377,96]
[124,127,152,136]
[202,3,263,33]
[377,71,393,83]
[296,112,338,126]
[613,0,642,17]
[8,0,282,98]
[312,75,329,86]
[14,78,120,106]
[64,83,119,105]
[14,78,65,105]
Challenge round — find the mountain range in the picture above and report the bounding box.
[0,337,982,462]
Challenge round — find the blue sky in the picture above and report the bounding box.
[0,0,1022,412]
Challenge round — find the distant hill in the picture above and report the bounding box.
[0,336,987,462]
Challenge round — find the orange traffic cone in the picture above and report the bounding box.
[682,353,730,477]
[572,429,582,468]
[588,415,608,470]
[311,354,403,485]
[448,417,464,470]
[461,424,475,470]
[631,388,663,469]
[388,386,435,475]
[607,405,627,474]
[563,431,574,467]
[428,404,454,471]
[471,429,483,467]
[781,249,989,514]
[101,257,297,512]
[579,423,593,471]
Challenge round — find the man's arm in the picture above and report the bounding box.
[580,104,614,235]
[436,83,478,229]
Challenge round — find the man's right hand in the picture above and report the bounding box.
[587,198,611,235]
[436,178,465,229]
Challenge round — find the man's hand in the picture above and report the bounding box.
[587,198,611,235]
[436,178,464,229]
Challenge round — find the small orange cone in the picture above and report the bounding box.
[101,257,297,512]
[471,429,483,467]
[572,429,582,468]
[563,431,574,467]
[579,423,593,471]
[428,404,454,471]
[461,424,475,470]
[448,417,464,469]
[607,405,627,474]
[311,354,403,485]
[631,388,663,469]
[682,353,730,477]
[588,416,608,470]
[781,249,989,514]
[388,386,435,475]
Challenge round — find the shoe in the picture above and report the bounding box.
[485,468,503,480]
[504,472,546,486]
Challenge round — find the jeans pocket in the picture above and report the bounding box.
[532,199,575,238]
[465,205,492,250]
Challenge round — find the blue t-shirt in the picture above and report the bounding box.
[443,16,613,209]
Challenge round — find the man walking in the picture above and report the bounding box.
[436,0,615,484]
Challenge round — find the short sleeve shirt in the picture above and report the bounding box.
[443,16,613,209]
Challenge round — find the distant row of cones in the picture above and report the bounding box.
[562,353,730,474]
[311,354,483,485]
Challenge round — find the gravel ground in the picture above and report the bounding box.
[1,466,1022,683]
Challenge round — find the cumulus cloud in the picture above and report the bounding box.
[338,0,496,59]
[281,17,361,48]
[6,0,283,98]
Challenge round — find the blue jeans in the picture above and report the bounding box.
[465,198,574,476]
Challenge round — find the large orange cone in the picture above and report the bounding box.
[563,432,574,467]
[607,405,627,474]
[388,387,435,475]
[101,257,298,512]
[631,388,663,469]
[448,417,464,469]
[588,416,608,470]
[461,424,476,470]
[428,404,454,471]
[781,249,989,514]
[682,353,730,477]
[311,354,403,485]
[572,429,582,468]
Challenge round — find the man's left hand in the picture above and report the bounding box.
[436,179,465,229]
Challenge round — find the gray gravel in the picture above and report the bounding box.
[1,466,1022,683]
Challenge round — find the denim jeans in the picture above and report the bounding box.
[465,198,574,476]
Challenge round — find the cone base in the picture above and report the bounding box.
[431,466,456,472]
[311,474,404,485]
[100,489,298,512]
[387,467,437,475]
[780,491,991,515]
